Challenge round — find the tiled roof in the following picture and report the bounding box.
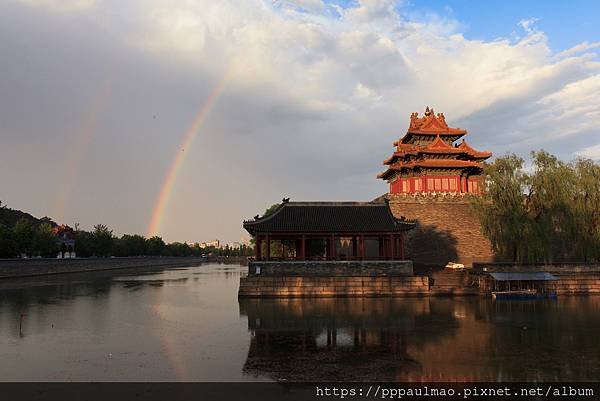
[377,158,482,179]
[243,202,414,235]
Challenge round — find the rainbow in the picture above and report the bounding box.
[52,70,117,222]
[147,73,230,238]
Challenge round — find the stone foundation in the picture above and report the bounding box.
[384,193,494,267]
[238,275,429,297]
[247,260,413,276]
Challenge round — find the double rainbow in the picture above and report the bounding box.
[146,73,231,238]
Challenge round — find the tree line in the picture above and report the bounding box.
[0,218,253,259]
[472,150,600,264]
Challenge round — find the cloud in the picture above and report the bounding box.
[555,41,600,59]
[1,0,599,242]
[518,17,541,34]
[577,143,600,160]
[278,0,326,12]
[14,0,95,12]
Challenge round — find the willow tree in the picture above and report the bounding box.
[472,154,532,263]
[526,151,576,262]
[473,151,600,264]
[570,158,600,261]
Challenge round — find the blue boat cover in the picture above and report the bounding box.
[489,272,557,281]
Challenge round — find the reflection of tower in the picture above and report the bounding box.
[239,298,461,381]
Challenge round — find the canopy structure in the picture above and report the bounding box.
[488,272,558,281]
[243,200,415,261]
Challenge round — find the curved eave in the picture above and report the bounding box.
[377,169,396,179]
[400,133,465,144]
[406,129,467,135]
[387,159,484,170]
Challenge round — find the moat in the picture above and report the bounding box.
[1,263,599,381]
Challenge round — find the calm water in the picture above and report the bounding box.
[0,263,599,382]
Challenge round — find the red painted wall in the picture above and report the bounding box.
[391,175,475,194]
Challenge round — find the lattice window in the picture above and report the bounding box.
[449,178,456,191]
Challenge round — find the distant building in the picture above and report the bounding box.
[200,239,220,248]
[52,224,76,258]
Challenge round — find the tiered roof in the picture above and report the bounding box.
[378,107,491,180]
[243,201,414,235]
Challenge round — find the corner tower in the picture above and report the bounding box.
[378,107,491,194]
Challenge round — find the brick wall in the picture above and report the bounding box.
[248,260,413,276]
[238,275,430,297]
[385,193,494,267]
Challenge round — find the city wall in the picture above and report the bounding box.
[0,257,206,279]
[385,193,495,267]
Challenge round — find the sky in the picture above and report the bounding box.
[0,0,599,244]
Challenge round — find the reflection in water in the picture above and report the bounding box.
[0,264,252,381]
[1,264,600,381]
[240,297,600,382]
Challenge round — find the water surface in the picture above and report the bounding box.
[0,263,599,381]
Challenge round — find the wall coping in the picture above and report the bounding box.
[473,262,600,274]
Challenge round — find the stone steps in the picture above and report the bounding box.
[428,270,478,296]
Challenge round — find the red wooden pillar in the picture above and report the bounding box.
[255,235,261,260]
[359,234,365,260]
[461,176,468,193]
[352,236,358,260]
[388,234,394,260]
[266,233,270,261]
[300,234,306,260]
[295,239,301,260]
[399,233,405,260]
[378,237,384,259]
[330,234,336,260]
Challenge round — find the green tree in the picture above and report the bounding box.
[74,230,93,257]
[13,218,35,257]
[473,151,600,263]
[115,234,148,256]
[0,225,17,258]
[146,236,166,256]
[570,158,600,261]
[473,154,536,263]
[33,223,59,258]
[90,224,114,257]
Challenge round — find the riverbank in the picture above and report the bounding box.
[239,260,600,297]
[0,256,207,279]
